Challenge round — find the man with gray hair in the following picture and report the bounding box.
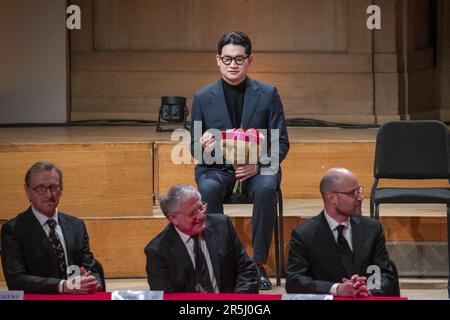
[1,161,103,294]
[145,184,258,293]
[285,168,398,297]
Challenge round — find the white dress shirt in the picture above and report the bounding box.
[31,206,68,292]
[174,227,219,293]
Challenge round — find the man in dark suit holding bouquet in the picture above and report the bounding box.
[190,31,290,290]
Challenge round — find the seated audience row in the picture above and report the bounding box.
[0,162,397,296]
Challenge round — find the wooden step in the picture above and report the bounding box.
[154,140,449,199]
[0,142,153,219]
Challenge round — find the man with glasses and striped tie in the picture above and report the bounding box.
[145,184,258,293]
[1,161,103,294]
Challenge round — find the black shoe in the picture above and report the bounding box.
[257,265,272,290]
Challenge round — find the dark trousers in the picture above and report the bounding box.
[196,166,281,264]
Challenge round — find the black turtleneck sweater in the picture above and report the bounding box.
[222,78,247,128]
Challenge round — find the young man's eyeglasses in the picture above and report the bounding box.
[174,202,208,219]
[219,55,249,65]
[332,186,364,199]
[30,184,62,195]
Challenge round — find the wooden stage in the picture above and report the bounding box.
[0,126,448,281]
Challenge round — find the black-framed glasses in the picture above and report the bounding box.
[30,184,62,195]
[174,202,208,219]
[219,55,249,65]
[333,186,364,199]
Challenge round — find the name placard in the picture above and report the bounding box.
[0,291,24,300]
[282,293,333,300]
[111,290,164,300]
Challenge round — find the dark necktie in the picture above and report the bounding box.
[193,235,213,293]
[336,224,355,278]
[47,219,67,279]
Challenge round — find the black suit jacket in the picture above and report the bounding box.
[190,77,289,176]
[0,207,102,293]
[145,214,258,293]
[285,211,397,296]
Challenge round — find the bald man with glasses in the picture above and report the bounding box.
[285,168,398,297]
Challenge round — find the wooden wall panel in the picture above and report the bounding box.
[71,67,374,121]
[0,143,153,219]
[69,0,94,51]
[93,0,348,52]
[154,142,195,199]
[347,0,372,53]
[94,0,194,51]
[85,217,167,278]
[71,51,372,73]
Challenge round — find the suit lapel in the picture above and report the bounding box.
[167,224,196,290]
[317,212,348,277]
[350,217,364,274]
[241,78,261,128]
[209,80,233,129]
[203,222,221,290]
[23,208,59,271]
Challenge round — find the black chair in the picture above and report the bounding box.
[224,186,284,286]
[369,120,450,296]
[93,258,106,291]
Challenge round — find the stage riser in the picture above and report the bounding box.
[0,143,153,219]
[1,216,446,281]
[155,142,450,199]
[387,242,449,277]
[2,141,449,220]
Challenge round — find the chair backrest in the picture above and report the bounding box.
[374,120,450,179]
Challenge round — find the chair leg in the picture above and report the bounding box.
[278,189,285,279]
[375,203,380,221]
[447,205,450,298]
[274,202,280,287]
[370,199,375,218]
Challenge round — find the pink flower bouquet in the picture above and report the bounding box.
[220,128,265,195]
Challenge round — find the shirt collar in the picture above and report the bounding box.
[323,209,350,231]
[174,225,193,244]
[174,225,204,244]
[31,206,59,226]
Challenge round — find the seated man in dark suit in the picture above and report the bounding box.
[145,184,258,293]
[286,168,398,297]
[1,161,103,294]
[190,31,290,290]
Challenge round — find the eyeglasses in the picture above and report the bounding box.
[174,202,208,219]
[332,186,364,199]
[30,184,62,195]
[219,55,249,65]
